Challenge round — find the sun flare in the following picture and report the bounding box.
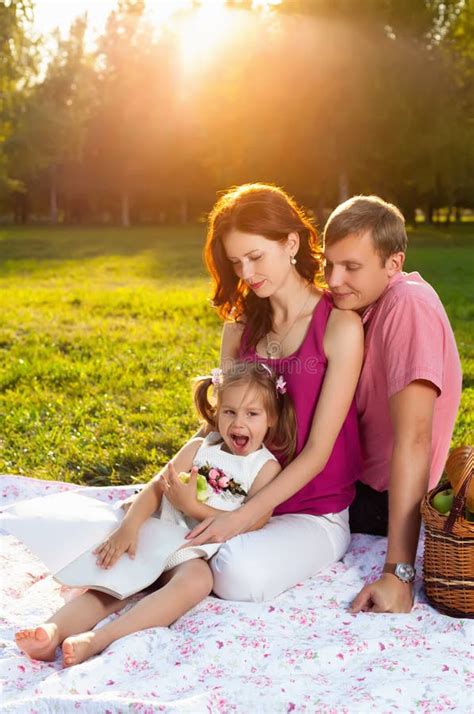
[146,0,281,70]
[178,2,236,69]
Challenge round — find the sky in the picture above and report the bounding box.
[32,0,118,41]
[30,0,281,43]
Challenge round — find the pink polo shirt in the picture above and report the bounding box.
[357,271,462,492]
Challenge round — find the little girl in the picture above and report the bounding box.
[15,361,295,667]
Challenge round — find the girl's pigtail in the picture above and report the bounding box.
[268,392,297,466]
[193,376,217,430]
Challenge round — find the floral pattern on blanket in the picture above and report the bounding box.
[1,475,472,714]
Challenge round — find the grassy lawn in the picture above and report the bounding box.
[0,224,472,486]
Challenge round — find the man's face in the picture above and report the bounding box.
[323,231,404,313]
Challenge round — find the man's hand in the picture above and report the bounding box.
[350,573,414,614]
[164,463,200,516]
[185,509,248,545]
[93,522,138,569]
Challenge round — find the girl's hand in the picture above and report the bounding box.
[93,522,138,569]
[163,463,199,515]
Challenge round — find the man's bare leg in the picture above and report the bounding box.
[62,558,213,667]
[15,589,129,661]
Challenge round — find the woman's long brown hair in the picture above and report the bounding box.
[204,183,323,350]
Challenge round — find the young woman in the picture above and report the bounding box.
[186,183,364,602]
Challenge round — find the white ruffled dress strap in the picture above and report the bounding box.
[193,433,277,493]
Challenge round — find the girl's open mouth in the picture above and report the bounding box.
[231,434,249,449]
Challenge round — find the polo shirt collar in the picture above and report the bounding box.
[361,271,405,326]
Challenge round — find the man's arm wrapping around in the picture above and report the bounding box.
[351,292,445,614]
[351,380,437,613]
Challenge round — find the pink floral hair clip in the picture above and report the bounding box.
[210,368,224,386]
[258,363,287,395]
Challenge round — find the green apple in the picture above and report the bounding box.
[465,509,474,523]
[178,471,190,484]
[196,474,209,502]
[431,488,454,514]
[178,471,209,502]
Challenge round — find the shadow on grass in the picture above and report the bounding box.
[0,225,208,280]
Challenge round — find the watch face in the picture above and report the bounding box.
[395,563,415,583]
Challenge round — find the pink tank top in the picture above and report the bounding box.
[239,292,361,516]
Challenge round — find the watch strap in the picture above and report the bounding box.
[383,562,416,582]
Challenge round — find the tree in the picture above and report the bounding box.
[6,16,97,222]
[0,0,37,203]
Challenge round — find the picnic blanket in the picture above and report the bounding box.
[1,475,472,713]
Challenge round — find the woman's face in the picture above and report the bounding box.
[223,229,297,298]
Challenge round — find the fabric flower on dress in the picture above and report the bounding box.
[198,463,247,497]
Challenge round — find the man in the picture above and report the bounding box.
[323,195,462,613]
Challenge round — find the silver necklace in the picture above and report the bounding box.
[266,288,313,358]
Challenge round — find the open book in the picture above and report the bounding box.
[0,491,189,599]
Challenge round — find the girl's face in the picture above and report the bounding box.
[223,229,298,298]
[217,382,271,456]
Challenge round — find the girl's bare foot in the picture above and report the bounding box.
[62,631,103,667]
[15,624,60,662]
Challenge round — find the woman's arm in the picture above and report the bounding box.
[220,321,244,366]
[244,458,282,530]
[186,309,364,544]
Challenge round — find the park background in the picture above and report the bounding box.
[0,0,472,486]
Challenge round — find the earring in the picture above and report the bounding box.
[290,256,297,265]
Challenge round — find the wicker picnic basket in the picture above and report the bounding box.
[421,445,474,618]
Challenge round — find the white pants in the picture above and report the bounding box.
[211,509,350,602]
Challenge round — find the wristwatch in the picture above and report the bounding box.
[383,562,416,583]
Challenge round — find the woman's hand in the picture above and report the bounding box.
[93,522,138,569]
[185,508,248,545]
[163,463,200,516]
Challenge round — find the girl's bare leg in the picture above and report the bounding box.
[15,589,130,662]
[62,558,213,667]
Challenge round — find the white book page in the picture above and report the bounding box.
[56,518,189,599]
[0,491,122,573]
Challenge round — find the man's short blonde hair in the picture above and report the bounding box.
[323,195,408,263]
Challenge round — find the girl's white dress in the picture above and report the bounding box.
[0,434,277,597]
[161,433,277,569]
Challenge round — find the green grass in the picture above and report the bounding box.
[0,224,472,486]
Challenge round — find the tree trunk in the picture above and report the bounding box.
[21,193,29,224]
[405,205,416,226]
[426,201,434,224]
[50,165,58,224]
[179,197,188,224]
[14,192,29,224]
[315,196,325,230]
[338,171,349,203]
[121,189,130,227]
